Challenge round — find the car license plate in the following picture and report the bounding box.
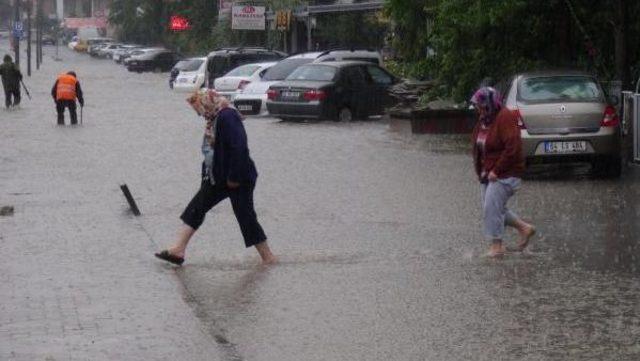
[178,78,188,83]
[281,91,300,99]
[544,141,587,153]
[238,104,253,112]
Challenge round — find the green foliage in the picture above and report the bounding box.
[385,0,640,102]
[314,12,387,50]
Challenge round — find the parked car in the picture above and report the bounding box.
[97,43,127,59]
[114,45,144,64]
[234,49,382,116]
[86,37,113,55]
[128,50,181,73]
[42,34,56,45]
[127,49,180,73]
[171,57,207,92]
[214,62,276,101]
[88,42,111,57]
[502,71,622,177]
[266,61,398,121]
[205,47,286,88]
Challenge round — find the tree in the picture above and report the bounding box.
[385,0,640,101]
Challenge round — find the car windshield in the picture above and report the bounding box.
[262,58,314,81]
[225,64,261,77]
[286,65,337,81]
[519,76,603,102]
[178,59,203,71]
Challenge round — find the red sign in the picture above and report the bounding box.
[170,15,191,31]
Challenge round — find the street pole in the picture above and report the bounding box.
[36,0,42,69]
[13,0,20,66]
[27,1,31,76]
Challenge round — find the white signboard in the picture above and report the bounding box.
[219,0,232,19]
[231,5,265,31]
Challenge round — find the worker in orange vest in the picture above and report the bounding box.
[51,71,84,125]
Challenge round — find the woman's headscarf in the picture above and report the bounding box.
[187,89,229,118]
[470,86,502,125]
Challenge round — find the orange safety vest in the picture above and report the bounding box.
[56,74,77,101]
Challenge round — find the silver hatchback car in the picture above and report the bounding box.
[502,71,621,177]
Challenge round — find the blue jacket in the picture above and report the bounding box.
[213,108,258,185]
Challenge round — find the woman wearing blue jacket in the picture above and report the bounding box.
[156,97,276,266]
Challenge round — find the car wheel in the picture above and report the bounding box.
[336,107,352,122]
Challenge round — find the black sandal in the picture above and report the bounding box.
[154,250,184,266]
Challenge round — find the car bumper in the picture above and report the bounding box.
[234,95,268,116]
[522,127,621,160]
[216,90,240,102]
[266,100,324,119]
[127,64,151,72]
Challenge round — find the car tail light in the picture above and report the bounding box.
[303,89,327,101]
[513,108,527,129]
[238,80,251,90]
[267,89,278,100]
[601,105,619,127]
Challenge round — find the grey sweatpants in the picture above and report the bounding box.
[480,177,522,242]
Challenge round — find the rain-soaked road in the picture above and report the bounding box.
[3,45,640,360]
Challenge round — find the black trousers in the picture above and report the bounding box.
[4,87,20,108]
[56,100,77,125]
[180,181,267,248]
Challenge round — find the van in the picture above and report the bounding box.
[205,47,286,87]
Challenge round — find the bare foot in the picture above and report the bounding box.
[167,246,185,259]
[516,225,536,251]
[255,241,277,265]
[487,243,506,258]
[261,255,278,265]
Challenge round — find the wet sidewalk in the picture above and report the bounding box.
[0,43,222,360]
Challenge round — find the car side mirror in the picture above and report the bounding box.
[609,95,619,106]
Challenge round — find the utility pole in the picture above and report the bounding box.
[36,0,42,69]
[13,0,21,66]
[27,0,31,76]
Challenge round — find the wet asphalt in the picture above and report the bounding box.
[2,44,640,360]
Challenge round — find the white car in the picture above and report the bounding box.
[123,47,165,65]
[172,57,207,92]
[113,45,141,63]
[233,49,382,116]
[213,62,276,101]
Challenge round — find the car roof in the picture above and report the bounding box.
[517,70,596,78]
[206,47,284,56]
[298,60,375,68]
[286,52,323,59]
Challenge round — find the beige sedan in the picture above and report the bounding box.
[501,71,621,177]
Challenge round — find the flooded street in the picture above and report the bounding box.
[2,44,640,360]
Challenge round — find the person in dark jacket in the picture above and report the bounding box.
[51,71,84,125]
[155,94,276,266]
[470,87,535,257]
[0,54,22,109]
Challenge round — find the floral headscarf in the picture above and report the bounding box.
[470,86,502,125]
[187,88,229,118]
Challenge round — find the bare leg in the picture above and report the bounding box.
[167,224,196,258]
[510,218,535,251]
[255,241,277,265]
[488,239,506,258]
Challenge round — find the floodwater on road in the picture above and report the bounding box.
[2,44,640,360]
